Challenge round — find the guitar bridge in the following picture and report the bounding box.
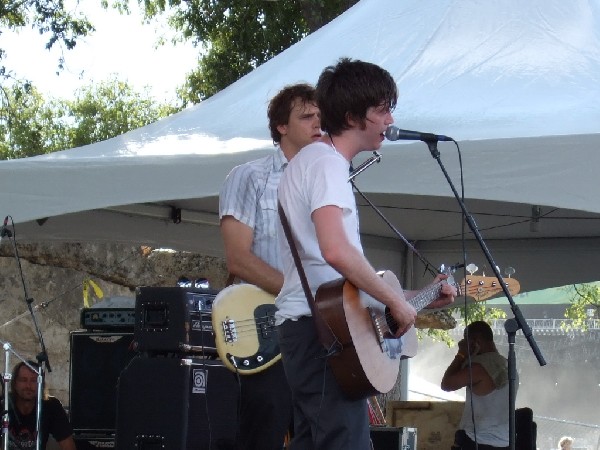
[368,306,403,359]
[368,306,388,354]
[222,318,237,343]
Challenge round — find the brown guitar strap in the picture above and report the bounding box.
[225,273,237,287]
[278,202,342,356]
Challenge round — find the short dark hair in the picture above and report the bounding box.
[316,58,397,135]
[465,320,494,342]
[268,83,316,144]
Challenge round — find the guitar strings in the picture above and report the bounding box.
[380,282,444,329]
[222,282,446,340]
[221,278,473,341]
[217,314,277,339]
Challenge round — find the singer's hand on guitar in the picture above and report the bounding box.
[425,274,457,309]
[388,298,417,337]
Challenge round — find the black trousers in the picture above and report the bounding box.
[453,430,509,450]
[277,317,370,450]
[238,359,293,450]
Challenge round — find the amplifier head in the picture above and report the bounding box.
[133,287,218,354]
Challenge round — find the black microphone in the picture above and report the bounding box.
[385,125,453,142]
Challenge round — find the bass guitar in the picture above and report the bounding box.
[211,284,280,375]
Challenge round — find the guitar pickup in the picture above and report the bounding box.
[255,304,278,339]
[259,315,276,338]
[222,318,237,343]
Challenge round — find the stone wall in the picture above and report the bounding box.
[0,241,451,412]
[0,242,228,405]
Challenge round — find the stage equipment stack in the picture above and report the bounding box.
[69,309,136,448]
[114,286,239,450]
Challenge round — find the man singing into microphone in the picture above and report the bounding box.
[275,58,456,450]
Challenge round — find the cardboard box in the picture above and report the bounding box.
[386,401,464,450]
[370,426,417,450]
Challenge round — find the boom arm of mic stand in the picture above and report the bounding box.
[425,140,546,450]
[348,152,381,182]
[348,151,439,277]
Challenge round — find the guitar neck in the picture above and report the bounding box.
[409,281,445,312]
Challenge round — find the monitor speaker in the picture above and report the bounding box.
[115,356,238,450]
[69,331,136,433]
[370,426,417,450]
[73,434,115,449]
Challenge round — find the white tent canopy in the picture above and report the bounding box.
[1,0,600,291]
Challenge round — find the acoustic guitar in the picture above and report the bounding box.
[314,270,454,399]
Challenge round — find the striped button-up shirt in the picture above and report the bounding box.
[219,148,287,275]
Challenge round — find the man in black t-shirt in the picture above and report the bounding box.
[5,361,75,450]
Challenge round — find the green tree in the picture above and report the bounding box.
[564,283,600,331]
[0,77,178,159]
[0,0,94,75]
[1,1,95,155]
[67,77,179,147]
[108,0,357,103]
[423,302,507,346]
[0,81,71,158]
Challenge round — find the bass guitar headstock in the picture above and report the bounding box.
[461,275,521,302]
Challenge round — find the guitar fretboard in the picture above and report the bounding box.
[409,280,447,312]
[382,277,454,332]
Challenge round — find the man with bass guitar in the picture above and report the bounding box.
[219,83,322,450]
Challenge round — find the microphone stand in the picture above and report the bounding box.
[1,342,44,450]
[2,221,49,450]
[423,140,546,450]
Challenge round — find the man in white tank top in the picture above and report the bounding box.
[441,320,514,450]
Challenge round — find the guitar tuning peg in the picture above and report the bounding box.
[481,265,487,277]
[466,263,478,275]
[504,266,515,278]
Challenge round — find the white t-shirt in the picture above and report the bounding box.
[459,353,513,447]
[275,141,362,323]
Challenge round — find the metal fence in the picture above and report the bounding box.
[447,319,600,336]
[535,416,600,450]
